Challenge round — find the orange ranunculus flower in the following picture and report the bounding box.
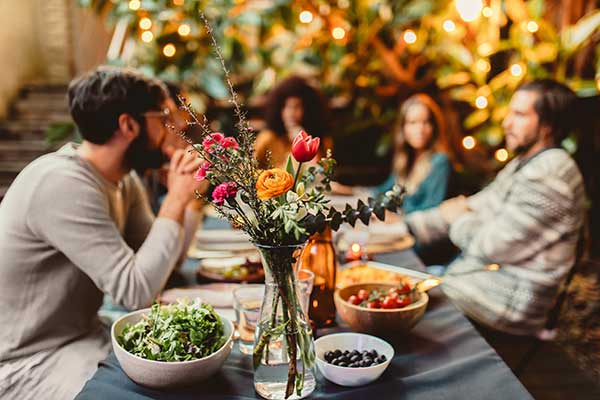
[256,168,294,200]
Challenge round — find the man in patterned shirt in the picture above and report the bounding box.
[407,79,585,336]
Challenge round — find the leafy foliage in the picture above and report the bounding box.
[81,0,599,157]
[117,300,226,362]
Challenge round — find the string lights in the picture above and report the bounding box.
[178,24,191,36]
[495,148,509,162]
[443,20,456,32]
[128,0,140,11]
[456,0,483,22]
[403,29,417,44]
[299,10,313,23]
[475,95,488,109]
[510,63,524,77]
[462,136,476,150]
[139,17,152,30]
[332,27,346,40]
[141,31,153,43]
[526,21,539,33]
[163,43,176,57]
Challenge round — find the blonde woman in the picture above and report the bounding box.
[377,94,452,213]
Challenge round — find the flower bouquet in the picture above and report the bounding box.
[172,15,405,400]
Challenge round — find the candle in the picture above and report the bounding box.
[345,243,364,262]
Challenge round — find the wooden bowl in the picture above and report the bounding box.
[334,283,428,338]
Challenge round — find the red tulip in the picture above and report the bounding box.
[291,130,320,163]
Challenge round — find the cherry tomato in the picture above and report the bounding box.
[398,283,411,294]
[348,295,361,305]
[397,295,411,308]
[382,297,398,309]
[357,289,370,301]
[367,299,381,309]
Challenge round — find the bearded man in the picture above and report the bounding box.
[0,66,204,398]
[407,79,585,336]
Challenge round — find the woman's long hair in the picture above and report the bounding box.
[263,76,328,140]
[393,93,449,178]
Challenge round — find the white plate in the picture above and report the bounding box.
[160,283,240,308]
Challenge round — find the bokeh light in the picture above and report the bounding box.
[178,24,191,36]
[456,0,483,22]
[510,63,523,77]
[332,27,346,40]
[128,0,140,11]
[527,21,539,33]
[299,11,313,24]
[443,20,456,32]
[403,30,417,44]
[139,18,152,30]
[475,95,488,109]
[495,148,509,162]
[163,43,176,57]
[141,31,153,43]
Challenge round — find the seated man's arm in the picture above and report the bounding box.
[450,173,582,265]
[123,173,155,251]
[28,172,183,310]
[125,174,206,264]
[405,207,450,246]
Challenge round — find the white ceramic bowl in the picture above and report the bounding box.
[111,307,234,389]
[314,332,394,387]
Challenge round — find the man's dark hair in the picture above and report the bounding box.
[517,79,579,144]
[67,66,168,144]
[264,76,328,139]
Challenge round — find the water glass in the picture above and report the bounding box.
[233,270,315,355]
[233,285,263,355]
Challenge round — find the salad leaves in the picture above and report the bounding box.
[117,300,226,362]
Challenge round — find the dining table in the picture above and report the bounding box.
[76,222,532,400]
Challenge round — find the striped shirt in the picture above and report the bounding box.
[407,148,585,335]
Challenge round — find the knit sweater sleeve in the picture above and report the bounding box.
[123,173,155,251]
[449,165,577,265]
[27,170,183,310]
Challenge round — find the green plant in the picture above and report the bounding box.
[81,0,599,158]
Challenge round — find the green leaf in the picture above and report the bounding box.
[437,71,472,89]
[464,109,490,129]
[285,155,295,175]
[527,0,544,19]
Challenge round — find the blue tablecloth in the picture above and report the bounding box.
[77,248,532,400]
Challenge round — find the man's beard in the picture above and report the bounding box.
[124,122,166,175]
[509,125,542,156]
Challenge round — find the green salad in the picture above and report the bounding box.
[117,300,226,362]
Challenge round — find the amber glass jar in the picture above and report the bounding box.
[298,227,337,327]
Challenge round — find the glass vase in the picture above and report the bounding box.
[253,243,316,400]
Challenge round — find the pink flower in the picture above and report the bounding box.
[221,137,239,150]
[202,132,225,153]
[291,130,320,163]
[194,161,211,182]
[212,182,238,205]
